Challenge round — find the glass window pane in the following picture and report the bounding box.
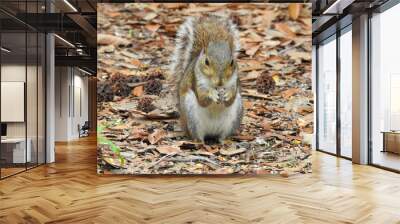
[340,28,352,158]
[318,37,337,154]
[38,32,45,165]
[27,31,38,169]
[371,4,400,171]
[1,31,27,177]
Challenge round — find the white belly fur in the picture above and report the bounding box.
[183,89,242,141]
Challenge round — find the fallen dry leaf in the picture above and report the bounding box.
[98,34,130,46]
[131,59,143,67]
[280,170,290,178]
[145,23,161,33]
[231,135,256,141]
[288,4,301,20]
[143,12,158,21]
[156,145,182,154]
[241,70,260,82]
[275,23,296,39]
[245,44,260,57]
[103,157,127,169]
[220,147,247,156]
[163,3,187,9]
[243,100,253,109]
[148,129,167,144]
[281,88,299,99]
[261,119,271,131]
[287,51,311,63]
[213,167,234,174]
[132,86,144,97]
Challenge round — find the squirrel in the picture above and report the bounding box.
[170,15,243,144]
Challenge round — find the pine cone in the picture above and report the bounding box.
[97,80,114,102]
[137,97,155,113]
[143,69,165,81]
[144,79,163,95]
[256,72,275,94]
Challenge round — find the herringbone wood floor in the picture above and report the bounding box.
[1,136,400,224]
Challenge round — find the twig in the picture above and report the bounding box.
[127,81,149,88]
[165,155,220,169]
[148,152,177,168]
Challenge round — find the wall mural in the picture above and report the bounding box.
[97,3,313,176]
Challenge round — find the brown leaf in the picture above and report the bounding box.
[143,12,157,21]
[297,113,313,127]
[244,32,264,43]
[156,145,182,154]
[185,5,225,13]
[288,4,301,20]
[163,3,187,9]
[220,147,247,156]
[129,128,148,140]
[281,88,299,99]
[260,11,274,29]
[213,167,234,174]
[287,51,311,62]
[132,86,144,97]
[146,109,179,119]
[103,157,127,169]
[145,24,161,33]
[280,170,290,178]
[275,23,296,39]
[245,44,260,57]
[254,169,271,175]
[241,89,272,100]
[232,135,255,141]
[261,119,271,131]
[131,59,143,67]
[203,144,219,154]
[240,70,260,82]
[98,34,130,46]
[110,124,129,130]
[243,100,253,109]
[148,129,167,145]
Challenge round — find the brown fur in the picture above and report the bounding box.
[190,16,235,62]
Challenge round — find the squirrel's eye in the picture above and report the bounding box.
[205,58,210,66]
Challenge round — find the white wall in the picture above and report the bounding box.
[54,67,89,141]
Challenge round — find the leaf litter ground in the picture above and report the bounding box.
[97,3,313,176]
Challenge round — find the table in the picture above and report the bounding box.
[381,131,400,154]
[1,138,31,163]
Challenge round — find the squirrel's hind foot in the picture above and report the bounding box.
[203,135,222,145]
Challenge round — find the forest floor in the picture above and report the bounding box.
[97,3,313,176]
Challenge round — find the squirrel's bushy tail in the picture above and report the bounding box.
[170,15,240,80]
[170,17,196,81]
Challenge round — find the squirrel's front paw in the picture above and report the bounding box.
[208,88,220,103]
[223,91,232,102]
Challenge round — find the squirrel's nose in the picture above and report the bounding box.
[217,77,223,87]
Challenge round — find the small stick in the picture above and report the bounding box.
[148,152,177,168]
[166,155,220,169]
